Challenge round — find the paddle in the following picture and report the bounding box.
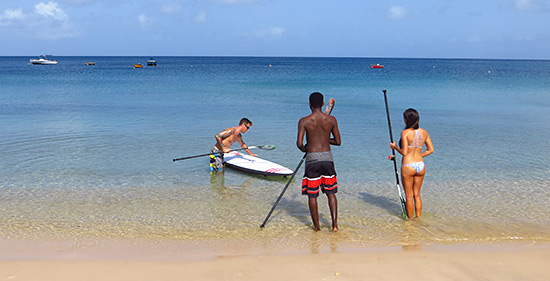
[172,145,276,162]
[260,152,307,228]
[260,98,335,228]
[382,90,408,219]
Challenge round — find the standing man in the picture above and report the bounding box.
[297,92,341,231]
[210,118,257,172]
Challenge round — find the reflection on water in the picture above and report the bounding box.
[210,172,225,189]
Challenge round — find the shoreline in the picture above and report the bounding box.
[2,235,545,261]
[0,238,548,281]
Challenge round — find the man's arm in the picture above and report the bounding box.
[296,118,307,152]
[237,135,257,156]
[215,128,232,153]
[329,117,341,146]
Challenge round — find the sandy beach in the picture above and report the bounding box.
[1,238,548,281]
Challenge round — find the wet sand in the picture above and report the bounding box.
[0,238,547,281]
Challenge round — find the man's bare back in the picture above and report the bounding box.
[297,109,341,153]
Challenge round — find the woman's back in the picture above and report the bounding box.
[401,128,429,163]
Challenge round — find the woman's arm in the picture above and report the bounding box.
[390,130,408,156]
[422,131,434,157]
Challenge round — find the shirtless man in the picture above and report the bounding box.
[210,118,257,172]
[297,92,341,231]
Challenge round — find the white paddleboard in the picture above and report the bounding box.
[223,151,293,176]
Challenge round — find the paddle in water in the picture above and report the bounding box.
[260,98,335,228]
[382,90,408,219]
[172,145,275,162]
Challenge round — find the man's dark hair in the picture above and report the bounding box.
[309,92,323,108]
[239,118,252,126]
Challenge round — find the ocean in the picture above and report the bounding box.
[1,56,549,250]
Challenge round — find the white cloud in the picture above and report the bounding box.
[195,10,206,23]
[160,3,182,15]
[250,26,286,39]
[468,35,482,43]
[0,8,23,21]
[35,1,68,21]
[0,8,24,26]
[220,0,257,5]
[0,2,78,39]
[388,6,408,20]
[268,27,285,37]
[138,14,153,28]
[514,0,537,11]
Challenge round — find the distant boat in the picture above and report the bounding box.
[85,62,95,66]
[29,55,57,65]
[371,64,384,69]
[134,63,143,68]
[147,58,157,66]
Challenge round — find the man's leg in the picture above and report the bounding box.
[308,196,320,231]
[327,193,338,231]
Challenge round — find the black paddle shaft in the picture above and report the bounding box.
[172,145,274,162]
[383,90,400,183]
[260,152,306,228]
[383,90,408,218]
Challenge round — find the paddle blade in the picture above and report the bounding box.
[325,98,335,115]
[256,145,276,150]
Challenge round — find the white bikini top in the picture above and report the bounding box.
[408,130,424,148]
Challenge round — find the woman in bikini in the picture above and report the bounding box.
[390,108,434,218]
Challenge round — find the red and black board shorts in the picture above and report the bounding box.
[301,151,338,198]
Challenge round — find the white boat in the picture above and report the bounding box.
[29,55,58,65]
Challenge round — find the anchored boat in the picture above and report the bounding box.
[29,55,57,65]
[147,58,157,66]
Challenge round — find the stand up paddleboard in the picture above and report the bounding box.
[224,151,293,176]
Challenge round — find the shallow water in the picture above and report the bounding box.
[0,56,549,247]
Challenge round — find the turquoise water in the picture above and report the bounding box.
[0,56,549,248]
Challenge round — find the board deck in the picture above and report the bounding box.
[224,151,293,176]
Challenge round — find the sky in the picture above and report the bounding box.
[0,0,549,59]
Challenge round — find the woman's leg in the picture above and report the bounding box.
[401,167,416,218]
[412,168,426,217]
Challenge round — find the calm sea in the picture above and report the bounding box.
[1,56,549,251]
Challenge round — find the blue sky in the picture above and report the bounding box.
[1,0,548,59]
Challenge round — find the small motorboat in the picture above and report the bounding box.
[85,62,95,65]
[29,55,57,65]
[371,64,384,69]
[133,63,143,68]
[147,58,157,66]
